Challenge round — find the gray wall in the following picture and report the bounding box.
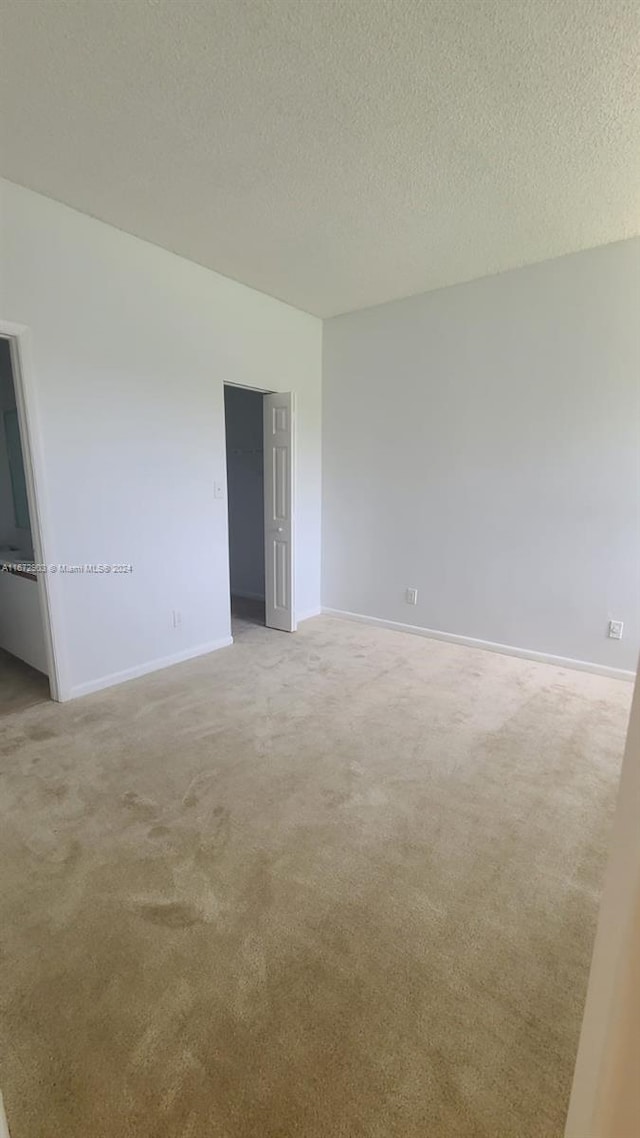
[0,339,18,545]
[225,385,265,600]
[322,239,640,673]
[0,338,33,557]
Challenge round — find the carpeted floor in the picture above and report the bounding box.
[0,616,631,1137]
[0,648,50,717]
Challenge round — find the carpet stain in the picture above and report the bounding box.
[147,823,172,840]
[121,790,159,821]
[135,900,205,928]
[26,726,57,742]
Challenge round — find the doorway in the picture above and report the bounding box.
[224,383,296,637]
[0,333,55,706]
[224,385,266,632]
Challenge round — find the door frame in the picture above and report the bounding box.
[565,668,640,1135]
[0,321,65,700]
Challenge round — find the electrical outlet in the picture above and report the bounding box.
[171,609,182,630]
[405,587,418,606]
[608,620,623,640]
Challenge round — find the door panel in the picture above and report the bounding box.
[264,392,295,631]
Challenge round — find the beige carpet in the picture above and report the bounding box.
[0,648,50,716]
[0,616,631,1137]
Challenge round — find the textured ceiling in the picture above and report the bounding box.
[1,0,639,317]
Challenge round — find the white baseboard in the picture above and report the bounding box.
[296,607,322,624]
[321,608,635,682]
[66,636,234,700]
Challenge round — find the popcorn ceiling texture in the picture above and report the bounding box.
[1,0,639,316]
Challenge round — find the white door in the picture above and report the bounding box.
[264,392,295,631]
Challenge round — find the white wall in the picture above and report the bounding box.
[224,385,265,601]
[0,180,322,698]
[323,240,640,674]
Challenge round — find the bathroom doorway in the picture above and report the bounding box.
[224,384,266,634]
[224,383,296,639]
[0,330,58,705]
